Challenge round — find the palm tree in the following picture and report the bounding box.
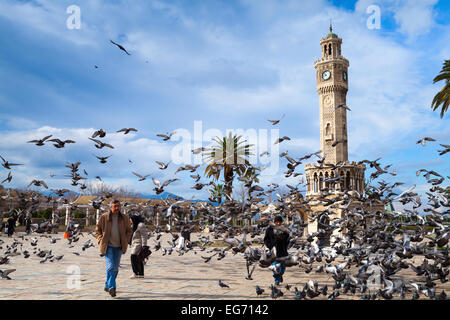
[208,183,226,205]
[203,132,253,198]
[431,60,450,118]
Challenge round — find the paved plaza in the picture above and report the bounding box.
[0,231,448,300]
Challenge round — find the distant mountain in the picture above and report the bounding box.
[138,191,181,200]
[34,189,210,203]
[138,191,208,202]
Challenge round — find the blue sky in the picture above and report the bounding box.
[0,0,449,205]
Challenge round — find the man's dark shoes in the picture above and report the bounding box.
[104,287,109,292]
[109,288,116,297]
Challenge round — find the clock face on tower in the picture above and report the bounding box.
[322,70,331,80]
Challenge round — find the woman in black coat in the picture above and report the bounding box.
[7,215,16,237]
[264,216,290,285]
[25,216,32,235]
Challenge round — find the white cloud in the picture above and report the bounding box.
[355,0,439,39]
[1,0,448,199]
[0,0,98,46]
[392,0,439,39]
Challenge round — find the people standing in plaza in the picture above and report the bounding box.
[317,212,331,253]
[95,200,132,297]
[264,215,290,285]
[129,214,149,279]
[0,212,5,233]
[25,215,32,235]
[177,222,192,250]
[181,222,192,248]
[7,214,16,237]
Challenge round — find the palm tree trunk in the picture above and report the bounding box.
[224,168,233,199]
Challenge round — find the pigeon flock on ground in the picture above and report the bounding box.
[0,128,448,300]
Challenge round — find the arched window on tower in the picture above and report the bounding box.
[313,173,318,193]
[319,172,324,192]
[325,123,331,136]
[342,124,346,138]
[328,44,332,56]
[331,171,335,190]
[346,172,351,190]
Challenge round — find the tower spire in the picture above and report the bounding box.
[329,19,333,33]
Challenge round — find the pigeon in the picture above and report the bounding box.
[332,140,347,147]
[416,137,436,147]
[117,128,138,134]
[94,155,112,164]
[191,147,209,154]
[92,129,106,139]
[1,172,12,184]
[133,172,151,182]
[157,132,176,141]
[270,284,284,299]
[0,156,24,169]
[268,114,285,125]
[256,285,265,295]
[218,280,230,288]
[335,104,351,111]
[51,189,70,197]
[110,40,131,55]
[438,144,450,156]
[152,178,179,194]
[0,269,16,280]
[48,139,76,148]
[88,138,114,149]
[156,161,170,170]
[28,180,48,189]
[27,135,52,146]
[274,136,291,145]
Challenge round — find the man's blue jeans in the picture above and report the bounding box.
[105,246,122,290]
[271,261,286,284]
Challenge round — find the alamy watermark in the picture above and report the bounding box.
[366,5,381,30]
[66,5,81,30]
[66,265,81,290]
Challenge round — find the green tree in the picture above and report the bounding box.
[431,59,450,118]
[208,183,226,205]
[203,132,253,198]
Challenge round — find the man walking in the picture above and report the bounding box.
[264,215,290,285]
[95,200,132,297]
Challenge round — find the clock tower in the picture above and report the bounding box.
[315,24,349,164]
[305,25,365,196]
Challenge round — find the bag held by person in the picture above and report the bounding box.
[138,246,152,261]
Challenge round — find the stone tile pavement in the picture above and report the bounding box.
[0,232,448,300]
